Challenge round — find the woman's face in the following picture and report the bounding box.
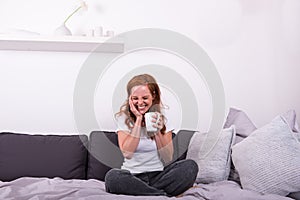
[130,85,154,115]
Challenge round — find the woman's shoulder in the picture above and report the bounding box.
[115,113,131,132]
[115,112,126,120]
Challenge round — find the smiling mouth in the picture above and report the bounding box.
[136,105,146,110]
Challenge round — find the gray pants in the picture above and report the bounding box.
[105,159,198,197]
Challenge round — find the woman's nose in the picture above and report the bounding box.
[138,99,143,104]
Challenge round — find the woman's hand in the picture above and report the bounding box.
[128,95,143,118]
[147,112,163,137]
[152,112,163,132]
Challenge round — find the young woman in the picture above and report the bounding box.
[105,74,198,197]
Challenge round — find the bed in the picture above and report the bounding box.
[0,108,298,200]
[0,177,292,200]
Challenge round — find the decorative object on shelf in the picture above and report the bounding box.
[85,26,104,37]
[54,24,72,36]
[84,26,115,38]
[94,26,103,37]
[105,30,114,37]
[54,0,88,36]
[86,29,94,37]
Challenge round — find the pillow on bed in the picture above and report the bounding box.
[232,116,300,196]
[288,192,300,200]
[172,129,197,162]
[275,110,299,198]
[87,131,188,181]
[0,132,88,181]
[87,131,124,181]
[223,107,257,183]
[186,126,236,183]
[281,109,299,133]
[223,107,256,144]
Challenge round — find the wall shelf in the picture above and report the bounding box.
[0,35,124,53]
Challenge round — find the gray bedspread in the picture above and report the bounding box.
[0,177,293,200]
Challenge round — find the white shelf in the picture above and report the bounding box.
[0,35,124,53]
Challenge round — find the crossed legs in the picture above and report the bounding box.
[105,159,198,197]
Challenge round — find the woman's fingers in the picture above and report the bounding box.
[152,113,163,130]
[128,96,142,117]
[129,96,136,111]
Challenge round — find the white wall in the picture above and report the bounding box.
[0,0,299,134]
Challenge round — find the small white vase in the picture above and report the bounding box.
[54,24,72,36]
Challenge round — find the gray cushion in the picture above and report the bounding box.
[232,116,300,196]
[288,191,300,200]
[0,132,88,181]
[87,130,190,181]
[172,129,197,162]
[281,109,299,133]
[186,126,236,183]
[224,107,257,142]
[223,107,257,184]
[87,131,124,181]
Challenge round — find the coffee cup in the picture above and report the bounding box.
[145,112,161,132]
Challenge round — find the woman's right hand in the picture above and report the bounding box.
[128,95,143,119]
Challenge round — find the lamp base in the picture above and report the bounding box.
[54,24,72,36]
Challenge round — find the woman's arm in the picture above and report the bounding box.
[118,117,142,159]
[118,95,143,159]
[154,130,174,164]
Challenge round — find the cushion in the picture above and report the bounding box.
[232,116,300,196]
[288,191,300,200]
[87,131,183,181]
[223,107,257,183]
[87,131,124,181]
[224,107,257,142]
[281,109,299,133]
[0,132,88,181]
[172,130,197,162]
[186,126,236,183]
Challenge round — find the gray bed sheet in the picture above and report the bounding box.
[0,177,293,200]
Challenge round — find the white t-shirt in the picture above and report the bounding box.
[116,113,174,174]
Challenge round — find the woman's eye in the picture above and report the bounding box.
[143,97,148,100]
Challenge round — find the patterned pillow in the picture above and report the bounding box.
[186,126,236,183]
[232,116,300,196]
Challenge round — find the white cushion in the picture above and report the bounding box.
[232,116,300,196]
[281,109,299,133]
[186,126,236,183]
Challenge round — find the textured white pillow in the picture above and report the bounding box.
[186,126,236,183]
[232,116,300,196]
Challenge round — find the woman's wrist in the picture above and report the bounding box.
[134,116,143,126]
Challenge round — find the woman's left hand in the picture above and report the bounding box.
[152,112,164,133]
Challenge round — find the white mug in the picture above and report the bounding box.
[145,112,161,132]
